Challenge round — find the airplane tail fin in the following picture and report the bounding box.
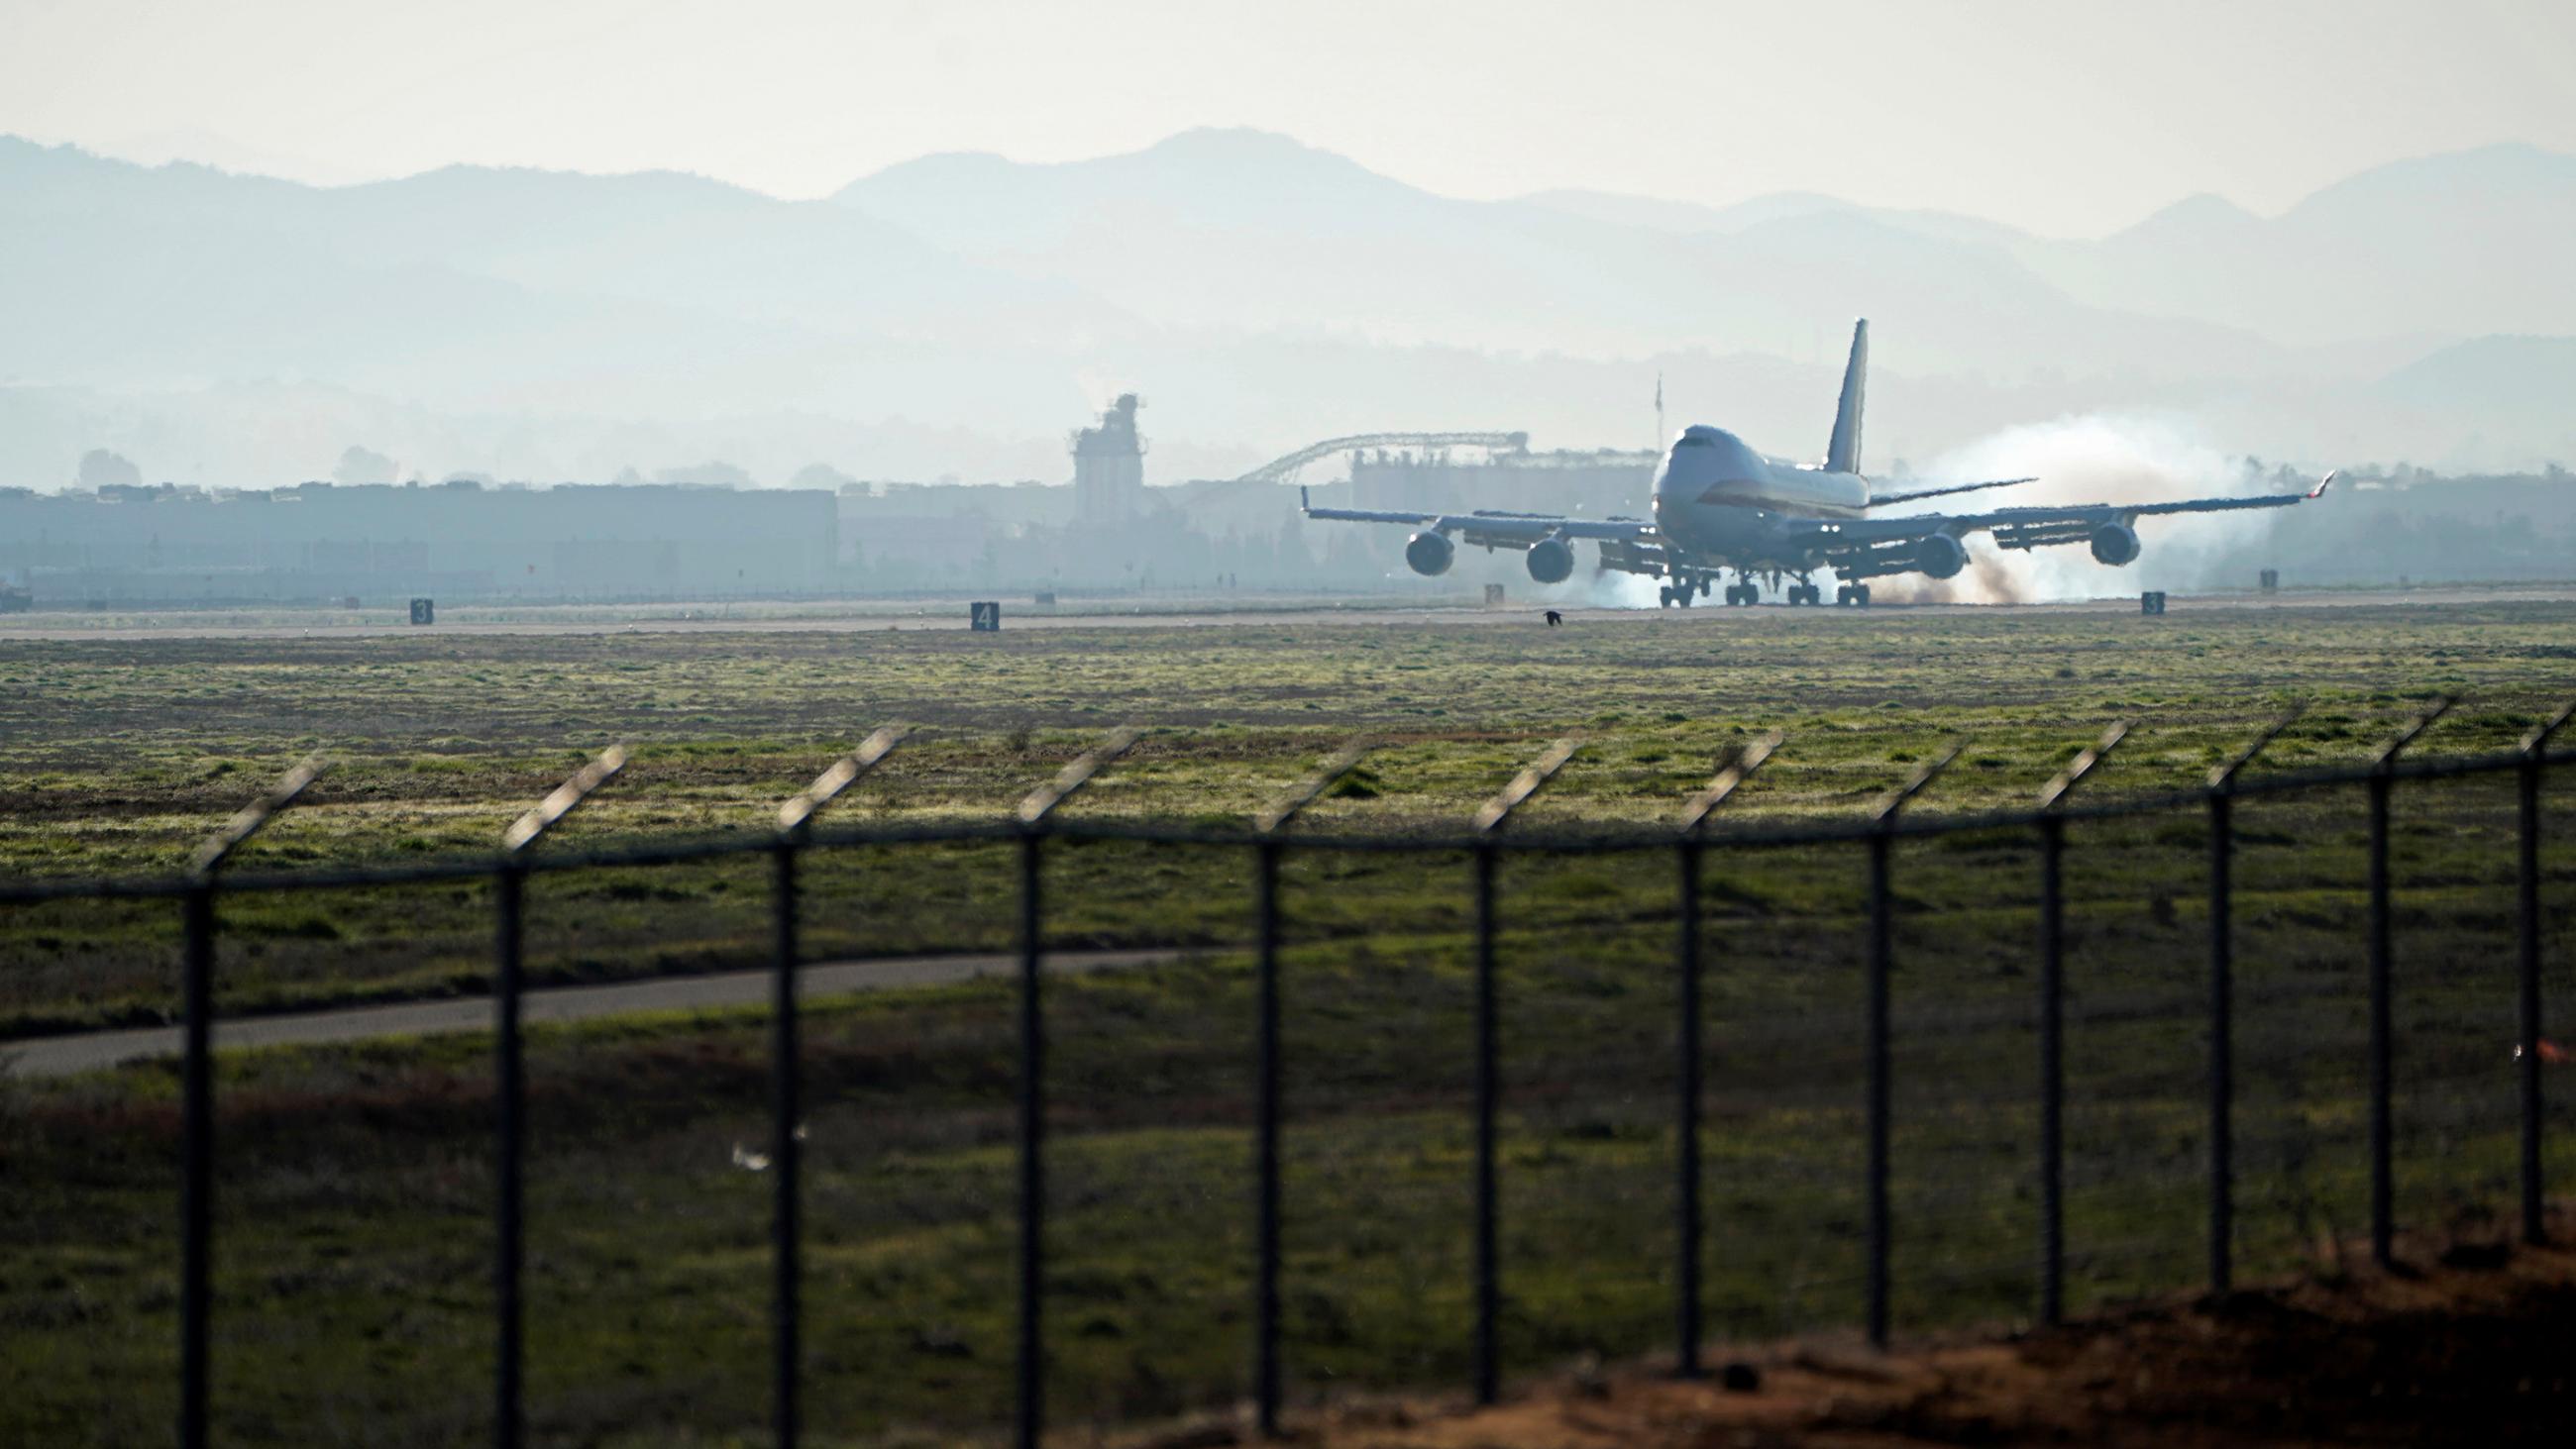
[1825,318,1868,474]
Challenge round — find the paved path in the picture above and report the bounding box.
[0,947,1191,1079]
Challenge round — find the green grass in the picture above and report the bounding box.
[8,898,2572,1445]
[5,600,2576,1035]
[8,600,2576,1443]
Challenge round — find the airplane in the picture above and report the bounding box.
[1301,319,2333,607]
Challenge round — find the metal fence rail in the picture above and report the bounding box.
[5,704,2574,1447]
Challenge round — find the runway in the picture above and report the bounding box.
[4,580,2572,643]
[0,946,1190,1079]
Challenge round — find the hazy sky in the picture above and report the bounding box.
[6,0,2573,236]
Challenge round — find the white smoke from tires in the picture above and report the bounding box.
[1872,414,2285,603]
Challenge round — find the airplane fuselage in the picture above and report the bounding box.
[1651,424,1866,569]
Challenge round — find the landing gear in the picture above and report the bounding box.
[1786,581,1822,606]
[1834,583,1874,608]
[1724,581,1760,606]
[1659,579,1701,608]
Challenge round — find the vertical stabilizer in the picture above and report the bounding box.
[1825,318,1868,474]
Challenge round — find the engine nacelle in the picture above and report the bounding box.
[1913,532,1968,580]
[2089,521,2142,567]
[1525,537,1575,584]
[1404,531,1455,576]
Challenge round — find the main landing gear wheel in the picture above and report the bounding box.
[1835,583,1874,608]
[1725,582,1759,606]
[1787,582,1821,606]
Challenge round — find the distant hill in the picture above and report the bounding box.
[0,137,1130,415]
[2026,143,2576,345]
[2378,335,2576,446]
[1516,187,2030,251]
[4,129,2574,485]
[833,128,2290,382]
[1533,145,2576,352]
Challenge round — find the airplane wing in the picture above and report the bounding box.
[1804,472,2335,554]
[1299,487,1656,545]
[1864,476,2036,508]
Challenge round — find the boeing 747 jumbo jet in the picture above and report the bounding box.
[1302,320,2332,606]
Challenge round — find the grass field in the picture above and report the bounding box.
[7,600,2576,1445]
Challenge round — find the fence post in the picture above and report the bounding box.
[1672,733,1782,1377]
[2037,815,2065,1323]
[1010,728,1140,1449]
[770,841,802,1447]
[1866,743,1962,1350]
[771,730,907,1449]
[178,881,214,1449]
[2518,703,2575,1246]
[496,746,629,1449]
[2204,711,2301,1294]
[2367,701,2450,1270]
[1016,828,1044,1449]
[176,759,323,1449]
[1472,840,1500,1404]
[1253,836,1284,1427]
[1248,742,1371,1435]
[1466,736,1580,1403]
[2207,783,2233,1294]
[1673,840,1701,1369]
[2033,724,2125,1327]
[492,862,526,1449]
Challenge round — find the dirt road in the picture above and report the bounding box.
[0,946,1187,1078]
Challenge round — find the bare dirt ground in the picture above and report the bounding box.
[1181,1210,2576,1448]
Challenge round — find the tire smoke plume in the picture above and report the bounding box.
[1875,415,2288,604]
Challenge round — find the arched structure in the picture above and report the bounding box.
[1233,432,1529,485]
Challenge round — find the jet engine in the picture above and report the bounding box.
[1525,537,1575,584]
[2089,521,2141,567]
[1913,532,1968,579]
[1405,531,1455,576]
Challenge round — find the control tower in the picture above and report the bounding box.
[1071,393,1145,524]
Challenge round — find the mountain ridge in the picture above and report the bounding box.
[5,128,2572,482]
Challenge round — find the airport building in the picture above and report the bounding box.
[0,480,838,604]
[1071,394,1146,524]
[1346,444,1656,520]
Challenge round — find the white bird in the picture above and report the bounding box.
[730,1142,771,1173]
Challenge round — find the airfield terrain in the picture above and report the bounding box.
[5,595,2576,1444]
[6,578,2576,643]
